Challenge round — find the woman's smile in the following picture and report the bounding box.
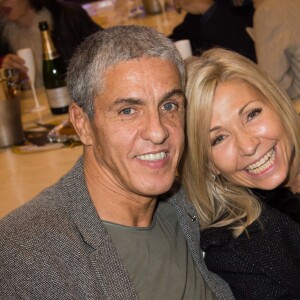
[211,79,293,190]
[244,147,275,175]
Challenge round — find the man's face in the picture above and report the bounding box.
[86,57,185,198]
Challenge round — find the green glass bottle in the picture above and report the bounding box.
[39,21,71,115]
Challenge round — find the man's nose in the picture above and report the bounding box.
[141,112,169,144]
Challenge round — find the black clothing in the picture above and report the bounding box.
[201,187,300,300]
[169,3,256,62]
[49,1,101,73]
[252,187,300,223]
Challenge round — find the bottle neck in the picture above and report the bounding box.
[40,30,59,60]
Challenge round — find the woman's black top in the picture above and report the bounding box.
[201,187,300,300]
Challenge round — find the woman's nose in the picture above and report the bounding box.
[236,133,261,156]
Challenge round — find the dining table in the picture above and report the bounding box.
[0,89,83,219]
[82,0,186,36]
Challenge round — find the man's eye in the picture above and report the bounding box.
[162,102,177,111]
[120,107,134,115]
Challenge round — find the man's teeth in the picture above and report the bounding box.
[137,152,166,161]
[246,149,275,175]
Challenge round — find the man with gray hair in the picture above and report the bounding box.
[0,25,234,299]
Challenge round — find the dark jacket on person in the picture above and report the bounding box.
[201,187,300,300]
[169,2,256,61]
[0,1,102,73]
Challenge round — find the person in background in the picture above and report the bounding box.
[251,0,300,102]
[183,47,300,299]
[0,26,234,300]
[0,0,102,87]
[170,0,256,61]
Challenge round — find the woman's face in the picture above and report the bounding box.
[210,79,293,190]
[0,0,31,23]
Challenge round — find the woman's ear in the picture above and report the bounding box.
[69,103,93,146]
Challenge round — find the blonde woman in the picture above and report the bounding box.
[183,48,300,299]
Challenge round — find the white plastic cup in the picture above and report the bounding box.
[17,48,35,84]
[174,39,193,60]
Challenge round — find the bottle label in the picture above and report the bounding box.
[45,87,71,108]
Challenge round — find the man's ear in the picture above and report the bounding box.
[69,102,93,146]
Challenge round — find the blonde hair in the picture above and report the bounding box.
[183,48,300,236]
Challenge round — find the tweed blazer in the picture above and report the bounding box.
[0,157,234,300]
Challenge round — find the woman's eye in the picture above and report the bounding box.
[247,108,262,120]
[120,107,134,115]
[211,135,224,147]
[162,102,177,111]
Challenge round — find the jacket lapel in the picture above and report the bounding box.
[68,158,138,299]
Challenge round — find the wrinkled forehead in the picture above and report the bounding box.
[100,57,182,90]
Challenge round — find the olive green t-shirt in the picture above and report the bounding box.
[104,201,216,299]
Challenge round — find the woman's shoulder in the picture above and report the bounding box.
[201,187,300,251]
[252,187,300,223]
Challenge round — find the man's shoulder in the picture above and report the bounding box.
[0,159,84,242]
[0,183,70,239]
[0,180,83,281]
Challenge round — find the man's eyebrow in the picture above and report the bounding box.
[161,89,185,102]
[108,98,143,110]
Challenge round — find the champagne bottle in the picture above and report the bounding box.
[39,21,71,115]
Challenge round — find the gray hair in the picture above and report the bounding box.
[66,25,186,118]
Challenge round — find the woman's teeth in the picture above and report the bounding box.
[137,152,166,161]
[246,148,275,175]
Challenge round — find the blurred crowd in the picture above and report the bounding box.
[170,0,300,102]
[0,0,299,100]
